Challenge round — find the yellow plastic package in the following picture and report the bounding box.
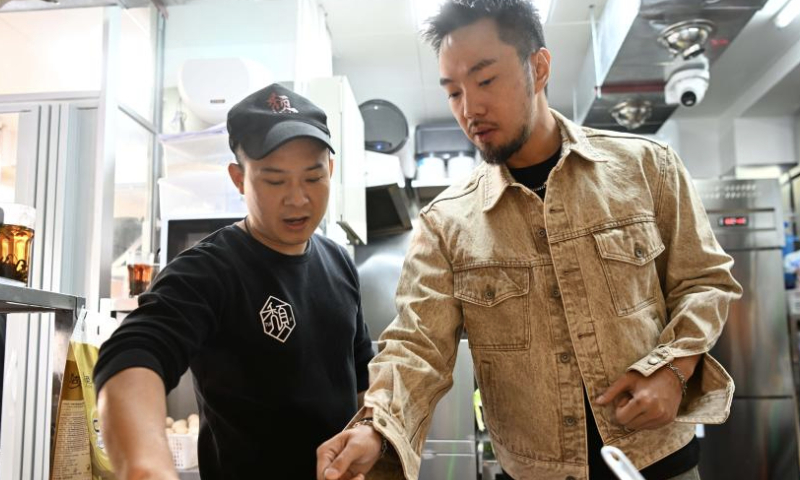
[51,344,92,480]
[51,310,118,480]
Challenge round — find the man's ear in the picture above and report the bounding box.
[530,47,551,94]
[328,156,335,178]
[228,162,245,194]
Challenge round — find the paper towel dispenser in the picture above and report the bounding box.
[415,121,474,160]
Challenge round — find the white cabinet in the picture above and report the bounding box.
[297,76,367,245]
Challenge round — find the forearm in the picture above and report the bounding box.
[97,367,178,480]
[672,353,701,380]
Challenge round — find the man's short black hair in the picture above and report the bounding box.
[422,0,546,62]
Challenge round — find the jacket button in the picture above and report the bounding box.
[563,416,576,427]
[648,356,660,365]
[537,228,547,238]
[378,418,387,427]
[552,288,561,298]
[559,353,570,363]
[634,244,644,258]
[484,288,495,300]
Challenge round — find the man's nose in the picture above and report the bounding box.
[285,185,310,206]
[463,90,486,119]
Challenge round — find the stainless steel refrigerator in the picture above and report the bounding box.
[694,178,799,480]
[357,233,477,480]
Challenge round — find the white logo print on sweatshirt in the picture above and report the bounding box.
[260,296,295,342]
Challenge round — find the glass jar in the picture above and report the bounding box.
[0,204,35,286]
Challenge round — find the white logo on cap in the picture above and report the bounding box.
[268,92,299,114]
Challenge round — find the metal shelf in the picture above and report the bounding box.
[0,284,84,480]
[0,284,83,314]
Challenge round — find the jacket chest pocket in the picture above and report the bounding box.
[593,221,665,316]
[454,266,530,350]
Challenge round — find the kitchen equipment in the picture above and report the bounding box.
[418,339,477,480]
[0,203,35,286]
[168,433,199,470]
[359,99,409,154]
[356,234,476,480]
[414,121,474,160]
[694,178,800,479]
[178,58,271,125]
[601,446,645,480]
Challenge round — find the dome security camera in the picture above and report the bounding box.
[665,67,710,107]
[664,55,710,108]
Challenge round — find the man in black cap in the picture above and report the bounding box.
[94,84,374,480]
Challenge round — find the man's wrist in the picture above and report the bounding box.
[663,362,688,397]
[350,417,388,457]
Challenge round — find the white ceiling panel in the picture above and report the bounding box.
[320,0,416,38]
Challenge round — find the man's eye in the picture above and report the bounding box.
[307,177,324,183]
[265,180,284,186]
[479,76,496,87]
[448,91,462,100]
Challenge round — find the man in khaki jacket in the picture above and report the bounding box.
[317,1,742,479]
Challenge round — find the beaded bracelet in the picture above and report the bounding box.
[350,417,389,457]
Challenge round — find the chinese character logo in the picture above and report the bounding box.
[260,295,296,342]
[267,92,299,114]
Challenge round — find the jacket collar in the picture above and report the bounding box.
[482,109,609,212]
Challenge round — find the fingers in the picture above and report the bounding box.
[596,372,637,406]
[325,441,362,480]
[614,393,646,426]
[317,432,348,480]
[614,390,671,430]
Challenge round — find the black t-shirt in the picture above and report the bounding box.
[508,153,699,479]
[94,226,374,479]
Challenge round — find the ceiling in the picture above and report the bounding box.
[1,0,799,129]
[674,0,800,120]
[319,0,605,128]
[320,0,800,132]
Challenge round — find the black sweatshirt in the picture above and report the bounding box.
[94,226,374,479]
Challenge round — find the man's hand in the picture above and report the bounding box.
[317,425,383,480]
[596,365,685,431]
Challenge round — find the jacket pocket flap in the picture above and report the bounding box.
[454,266,529,307]
[593,221,665,266]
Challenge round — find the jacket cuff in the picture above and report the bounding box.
[346,405,419,480]
[627,351,735,425]
[627,346,674,377]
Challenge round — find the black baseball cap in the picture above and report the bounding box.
[227,83,335,160]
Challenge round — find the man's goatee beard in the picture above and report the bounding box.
[479,123,532,165]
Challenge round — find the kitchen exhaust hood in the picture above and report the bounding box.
[574,0,768,134]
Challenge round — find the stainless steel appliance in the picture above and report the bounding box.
[418,339,477,480]
[356,233,477,480]
[694,178,799,480]
[160,214,244,264]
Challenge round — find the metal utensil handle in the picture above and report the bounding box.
[601,446,646,480]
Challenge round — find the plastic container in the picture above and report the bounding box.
[159,124,234,178]
[158,170,247,218]
[167,433,199,470]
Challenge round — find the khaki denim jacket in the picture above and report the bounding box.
[361,110,743,480]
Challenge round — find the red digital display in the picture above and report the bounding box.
[718,216,748,227]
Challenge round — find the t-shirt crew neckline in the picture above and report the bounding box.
[227,224,315,264]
